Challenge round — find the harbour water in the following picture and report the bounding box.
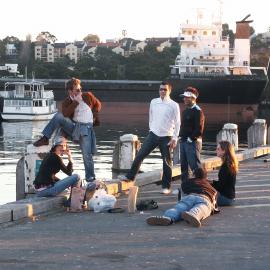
[0,120,164,205]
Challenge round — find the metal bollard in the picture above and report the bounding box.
[247,119,267,148]
[216,123,238,151]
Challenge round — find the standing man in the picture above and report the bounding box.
[33,77,101,183]
[179,86,205,182]
[122,81,180,194]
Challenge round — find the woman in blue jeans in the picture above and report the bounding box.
[212,140,238,206]
[34,137,81,198]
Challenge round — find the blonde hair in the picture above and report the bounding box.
[218,141,238,175]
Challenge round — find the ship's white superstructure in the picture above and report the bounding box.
[171,15,266,77]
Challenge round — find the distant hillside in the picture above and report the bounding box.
[251,48,270,67]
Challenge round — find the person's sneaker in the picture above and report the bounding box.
[146,216,172,226]
[160,188,172,195]
[172,189,179,195]
[182,211,201,227]
[33,136,49,147]
[118,175,133,182]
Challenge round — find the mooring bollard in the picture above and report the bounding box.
[16,144,50,200]
[216,123,238,151]
[247,119,267,148]
[112,134,141,171]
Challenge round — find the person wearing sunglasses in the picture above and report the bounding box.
[33,77,101,185]
[120,81,180,194]
[34,137,81,198]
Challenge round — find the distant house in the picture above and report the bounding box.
[112,46,125,56]
[119,38,141,57]
[5,44,17,57]
[146,37,177,52]
[34,41,87,63]
[83,45,97,56]
[136,41,147,52]
[261,32,270,44]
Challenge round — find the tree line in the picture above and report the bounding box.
[0,26,269,80]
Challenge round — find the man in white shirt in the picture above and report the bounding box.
[122,81,180,194]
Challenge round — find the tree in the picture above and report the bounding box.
[18,34,34,74]
[36,31,57,44]
[222,23,235,47]
[0,40,6,63]
[83,34,100,44]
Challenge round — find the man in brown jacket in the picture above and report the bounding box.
[33,77,101,182]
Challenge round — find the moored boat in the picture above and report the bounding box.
[168,14,269,124]
[0,80,57,121]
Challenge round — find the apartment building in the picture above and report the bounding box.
[34,41,86,63]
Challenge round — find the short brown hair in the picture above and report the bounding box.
[66,77,81,91]
[160,81,172,91]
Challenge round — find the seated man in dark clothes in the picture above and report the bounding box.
[146,167,217,227]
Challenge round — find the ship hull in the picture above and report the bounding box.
[169,75,268,104]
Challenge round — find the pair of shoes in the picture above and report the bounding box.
[146,216,172,226]
[160,188,172,195]
[33,136,49,147]
[182,211,201,227]
[136,199,158,211]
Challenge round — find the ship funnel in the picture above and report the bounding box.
[235,15,253,39]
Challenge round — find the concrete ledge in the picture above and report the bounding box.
[0,196,65,224]
[2,145,270,225]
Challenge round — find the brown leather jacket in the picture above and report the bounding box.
[61,92,101,126]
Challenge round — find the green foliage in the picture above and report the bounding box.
[83,34,100,44]
[36,31,57,44]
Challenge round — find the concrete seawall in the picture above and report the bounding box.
[1,145,270,225]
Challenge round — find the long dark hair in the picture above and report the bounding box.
[219,141,238,175]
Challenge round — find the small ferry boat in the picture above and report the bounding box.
[0,80,57,121]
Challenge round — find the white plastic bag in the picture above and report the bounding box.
[88,189,116,213]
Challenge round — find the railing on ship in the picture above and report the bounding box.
[170,72,266,80]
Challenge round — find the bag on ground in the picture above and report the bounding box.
[88,189,116,212]
[70,187,85,211]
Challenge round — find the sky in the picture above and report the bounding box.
[1,0,269,42]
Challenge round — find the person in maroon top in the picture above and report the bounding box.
[33,77,101,183]
[213,140,239,206]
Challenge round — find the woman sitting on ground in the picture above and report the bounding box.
[212,140,238,206]
[146,167,217,227]
[33,137,81,198]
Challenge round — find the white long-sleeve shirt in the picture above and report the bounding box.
[149,97,180,140]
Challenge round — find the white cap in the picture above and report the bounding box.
[180,91,197,99]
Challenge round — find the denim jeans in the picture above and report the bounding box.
[164,194,212,222]
[42,112,96,181]
[36,174,81,197]
[180,140,202,182]
[126,132,172,189]
[217,193,235,206]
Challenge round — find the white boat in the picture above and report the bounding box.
[0,80,57,121]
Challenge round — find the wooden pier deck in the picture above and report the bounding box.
[0,154,269,270]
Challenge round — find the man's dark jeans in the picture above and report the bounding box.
[126,132,172,189]
[180,140,202,182]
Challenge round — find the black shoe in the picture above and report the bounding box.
[33,136,49,147]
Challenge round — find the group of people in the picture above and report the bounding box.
[33,78,238,227]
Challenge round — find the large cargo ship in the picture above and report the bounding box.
[169,14,268,125]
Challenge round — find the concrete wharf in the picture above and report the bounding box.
[0,151,270,270]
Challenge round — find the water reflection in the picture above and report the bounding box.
[0,121,162,205]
